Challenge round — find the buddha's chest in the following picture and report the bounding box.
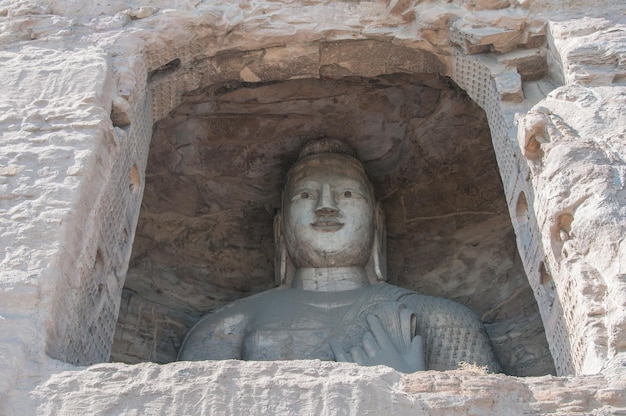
[241,302,354,361]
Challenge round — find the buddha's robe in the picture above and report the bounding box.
[178,283,501,372]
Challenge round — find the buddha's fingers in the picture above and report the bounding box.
[330,338,350,362]
[350,346,368,365]
[366,314,395,351]
[400,308,417,349]
[409,335,426,371]
[362,331,379,358]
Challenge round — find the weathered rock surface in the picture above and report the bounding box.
[24,360,626,416]
[516,84,626,374]
[0,0,625,414]
[549,16,626,86]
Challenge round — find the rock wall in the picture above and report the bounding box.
[0,0,625,414]
[24,361,626,416]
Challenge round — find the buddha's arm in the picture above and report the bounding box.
[177,309,249,361]
[400,294,501,372]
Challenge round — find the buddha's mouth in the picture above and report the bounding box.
[311,219,344,232]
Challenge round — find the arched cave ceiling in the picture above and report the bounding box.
[112,73,555,377]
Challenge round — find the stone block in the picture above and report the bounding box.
[319,40,441,79]
[210,44,319,82]
[25,361,626,415]
[497,48,547,81]
[495,69,524,102]
[450,22,523,54]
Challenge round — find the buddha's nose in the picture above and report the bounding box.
[315,183,339,216]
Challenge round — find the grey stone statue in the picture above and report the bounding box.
[178,139,501,373]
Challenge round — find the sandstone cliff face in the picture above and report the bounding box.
[24,361,626,416]
[0,0,625,414]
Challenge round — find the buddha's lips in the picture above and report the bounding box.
[311,219,344,232]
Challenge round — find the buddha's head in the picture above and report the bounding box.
[274,139,386,286]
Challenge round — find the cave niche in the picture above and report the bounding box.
[111,73,555,377]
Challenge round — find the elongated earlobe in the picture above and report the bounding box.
[274,211,294,286]
[374,202,387,281]
[366,202,387,283]
[273,211,285,285]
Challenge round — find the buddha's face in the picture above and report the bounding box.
[282,154,375,268]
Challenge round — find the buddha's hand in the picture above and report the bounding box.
[330,313,426,373]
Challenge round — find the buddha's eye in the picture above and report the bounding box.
[343,191,352,198]
[300,191,311,199]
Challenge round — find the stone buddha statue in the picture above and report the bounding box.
[178,139,501,373]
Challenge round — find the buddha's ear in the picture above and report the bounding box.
[366,202,387,283]
[273,210,294,286]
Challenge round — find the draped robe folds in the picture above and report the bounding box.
[178,283,501,373]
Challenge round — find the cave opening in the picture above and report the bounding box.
[111,73,555,376]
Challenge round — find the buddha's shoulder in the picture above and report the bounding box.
[378,283,483,326]
[194,287,288,319]
[180,288,288,351]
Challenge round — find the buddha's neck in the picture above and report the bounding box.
[291,267,370,292]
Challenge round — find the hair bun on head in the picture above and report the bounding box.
[298,138,356,160]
